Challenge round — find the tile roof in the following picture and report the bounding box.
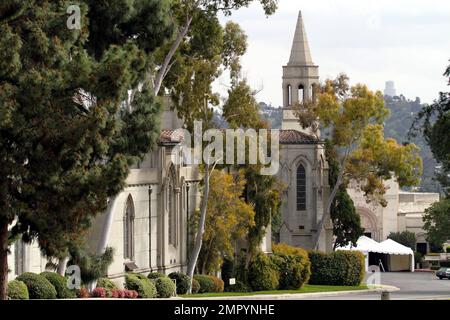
[159,129,318,145]
[279,129,318,144]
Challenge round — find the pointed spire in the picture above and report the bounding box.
[288,11,314,66]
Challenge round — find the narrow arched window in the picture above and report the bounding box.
[298,84,305,103]
[168,183,175,246]
[124,195,135,260]
[287,84,292,106]
[296,164,306,211]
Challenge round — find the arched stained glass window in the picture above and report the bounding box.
[296,164,306,211]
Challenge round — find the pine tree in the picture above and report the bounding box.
[0,0,172,299]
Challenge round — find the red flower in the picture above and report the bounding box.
[92,287,107,298]
[76,288,90,299]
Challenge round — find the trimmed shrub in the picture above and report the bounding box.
[225,281,251,293]
[191,278,200,294]
[124,274,157,298]
[97,277,118,297]
[147,272,166,280]
[308,251,365,286]
[76,287,90,298]
[92,287,107,298]
[16,272,57,299]
[155,277,176,298]
[248,253,279,291]
[193,275,215,293]
[168,272,191,295]
[271,244,311,290]
[207,275,224,293]
[41,272,76,299]
[7,280,29,300]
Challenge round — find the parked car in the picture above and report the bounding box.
[436,267,450,279]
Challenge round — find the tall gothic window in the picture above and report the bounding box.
[168,181,177,247]
[296,164,306,211]
[123,195,135,260]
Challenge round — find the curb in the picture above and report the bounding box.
[414,269,435,273]
[177,285,400,300]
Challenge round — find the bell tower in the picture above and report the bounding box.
[282,11,319,134]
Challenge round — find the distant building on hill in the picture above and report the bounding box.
[384,81,397,97]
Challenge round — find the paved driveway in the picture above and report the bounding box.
[306,272,450,300]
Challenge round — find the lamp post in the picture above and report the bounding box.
[148,185,153,271]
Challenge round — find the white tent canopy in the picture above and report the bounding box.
[336,236,415,272]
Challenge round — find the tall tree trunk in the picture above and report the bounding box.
[153,16,193,96]
[312,171,344,250]
[57,257,69,276]
[0,218,9,300]
[187,164,210,293]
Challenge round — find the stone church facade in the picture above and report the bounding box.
[7,11,439,283]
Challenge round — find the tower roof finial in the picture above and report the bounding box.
[288,10,314,66]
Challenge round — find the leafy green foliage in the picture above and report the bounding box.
[193,275,216,293]
[155,277,176,298]
[387,231,417,249]
[308,251,365,286]
[0,0,173,298]
[423,199,450,248]
[41,272,75,299]
[16,272,57,299]
[248,253,279,291]
[207,275,224,293]
[67,246,114,284]
[191,278,200,294]
[271,243,311,289]
[147,272,166,280]
[197,170,254,274]
[168,272,191,295]
[7,280,29,300]
[96,277,118,296]
[124,274,156,298]
[225,281,251,293]
[411,63,450,196]
[326,141,364,248]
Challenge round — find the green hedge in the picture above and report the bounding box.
[7,280,29,300]
[168,272,191,295]
[193,275,215,293]
[308,251,365,286]
[225,281,251,293]
[207,275,224,293]
[147,272,166,279]
[248,253,279,291]
[272,243,311,290]
[124,274,157,298]
[191,278,200,294]
[16,272,57,299]
[155,277,176,298]
[41,272,76,299]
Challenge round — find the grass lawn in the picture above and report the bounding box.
[180,284,368,298]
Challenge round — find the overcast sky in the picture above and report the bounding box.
[217,0,450,106]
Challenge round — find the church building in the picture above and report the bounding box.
[7,11,439,284]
